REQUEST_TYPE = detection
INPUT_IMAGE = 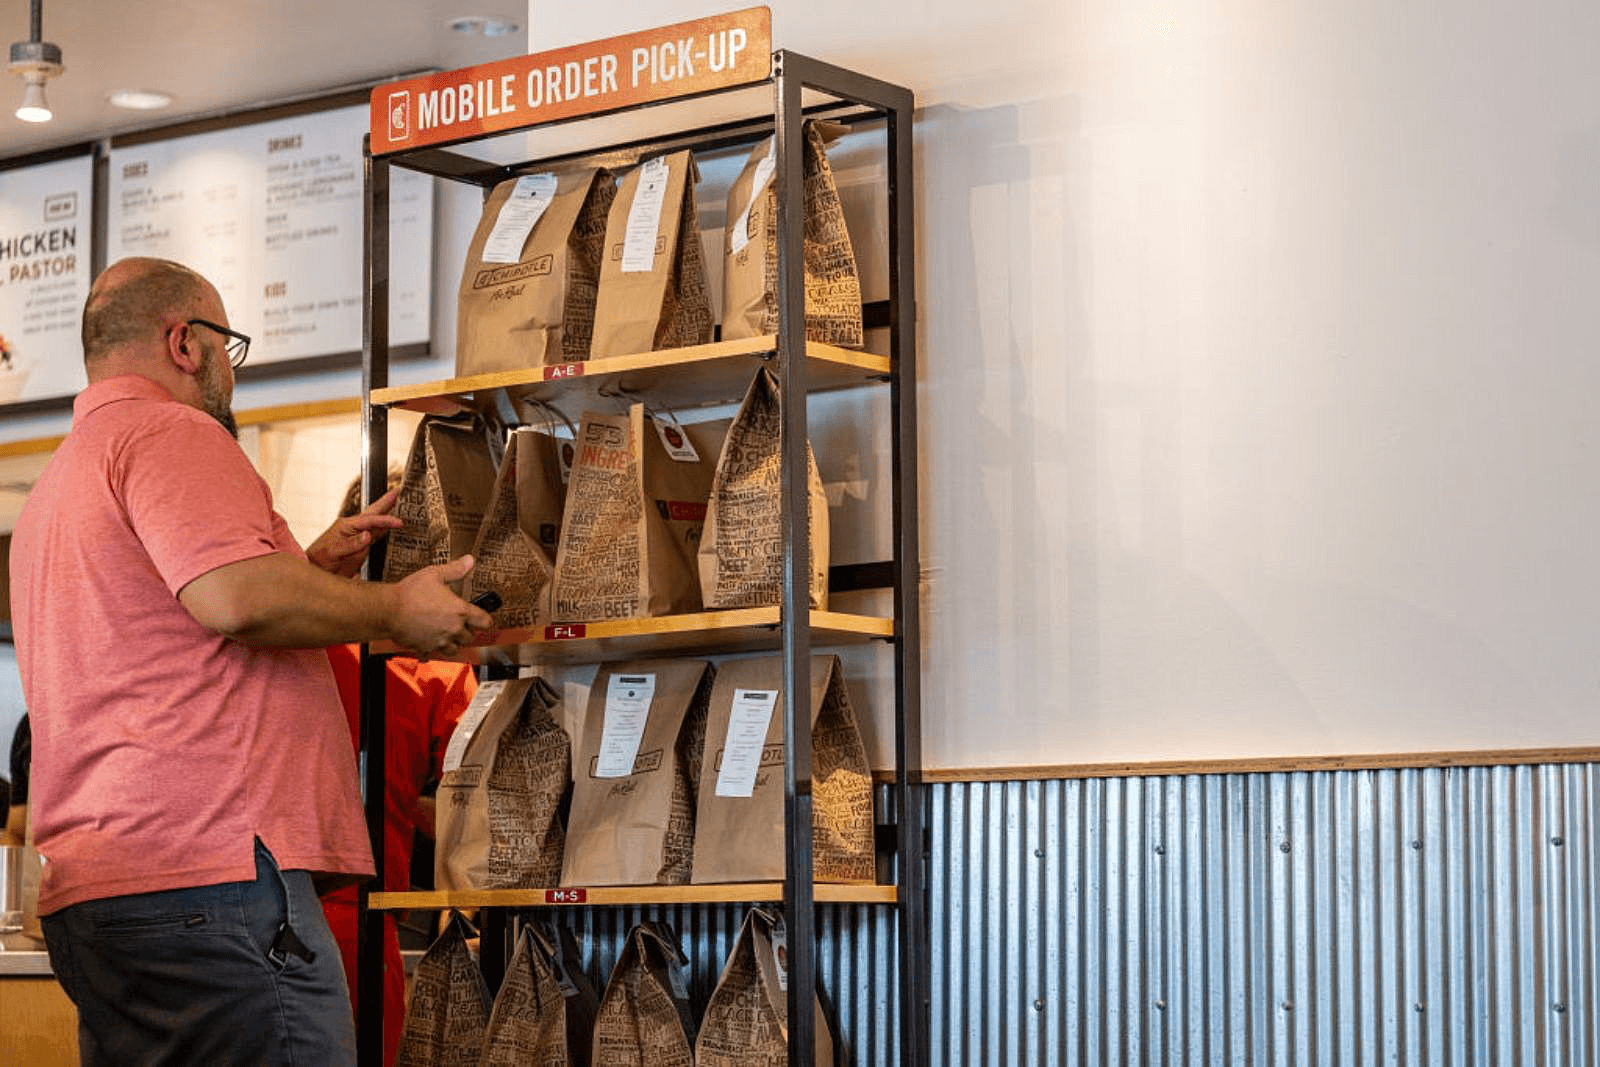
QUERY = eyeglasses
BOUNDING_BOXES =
[185,318,251,369]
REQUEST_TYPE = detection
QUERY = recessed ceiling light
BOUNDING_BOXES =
[447,14,520,37]
[107,88,173,111]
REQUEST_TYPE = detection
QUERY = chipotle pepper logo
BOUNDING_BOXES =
[387,91,410,141]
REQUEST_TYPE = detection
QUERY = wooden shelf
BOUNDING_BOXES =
[369,337,890,415]
[373,608,893,665]
[369,883,898,911]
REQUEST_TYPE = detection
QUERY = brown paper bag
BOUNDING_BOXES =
[481,924,596,1067]
[464,427,567,628]
[561,659,713,886]
[722,120,864,348]
[590,150,713,357]
[384,415,499,584]
[456,166,615,376]
[592,921,695,1067]
[698,368,830,609]
[695,907,835,1066]
[434,677,569,890]
[548,407,725,622]
[394,913,491,1067]
[692,654,873,884]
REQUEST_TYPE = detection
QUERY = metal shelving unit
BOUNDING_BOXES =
[358,44,923,1067]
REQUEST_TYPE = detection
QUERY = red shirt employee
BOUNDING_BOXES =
[322,644,476,1066]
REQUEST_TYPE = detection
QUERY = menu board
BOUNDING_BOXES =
[0,150,94,406]
[109,102,432,369]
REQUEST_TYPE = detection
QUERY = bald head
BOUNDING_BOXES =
[82,258,217,365]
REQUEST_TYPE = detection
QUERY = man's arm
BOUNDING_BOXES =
[177,552,492,658]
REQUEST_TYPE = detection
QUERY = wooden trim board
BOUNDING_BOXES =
[880,746,1600,784]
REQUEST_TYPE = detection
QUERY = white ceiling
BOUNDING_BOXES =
[0,0,529,159]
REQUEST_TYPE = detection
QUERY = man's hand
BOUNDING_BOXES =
[388,555,495,659]
[306,488,403,577]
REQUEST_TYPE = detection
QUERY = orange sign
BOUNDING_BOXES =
[370,7,772,155]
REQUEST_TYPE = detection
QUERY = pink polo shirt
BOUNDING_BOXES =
[9,376,374,914]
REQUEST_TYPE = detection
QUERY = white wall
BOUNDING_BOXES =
[535,1,1600,768]
[7,2,1594,771]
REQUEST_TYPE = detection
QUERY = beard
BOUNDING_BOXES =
[197,347,239,439]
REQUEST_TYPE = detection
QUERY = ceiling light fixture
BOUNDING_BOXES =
[8,0,63,124]
[448,14,521,38]
[108,89,174,111]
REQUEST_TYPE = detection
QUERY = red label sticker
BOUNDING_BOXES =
[655,499,708,522]
[545,888,588,904]
[544,362,584,380]
[544,623,587,640]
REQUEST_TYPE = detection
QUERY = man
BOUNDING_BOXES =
[7,257,492,1066]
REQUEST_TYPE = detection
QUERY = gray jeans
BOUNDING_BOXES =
[42,839,356,1067]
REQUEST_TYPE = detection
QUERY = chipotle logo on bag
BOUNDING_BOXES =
[471,254,556,288]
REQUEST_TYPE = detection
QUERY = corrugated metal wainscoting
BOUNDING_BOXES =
[561,765,1598,1065]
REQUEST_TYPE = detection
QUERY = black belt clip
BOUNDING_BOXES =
[269,921,317,966]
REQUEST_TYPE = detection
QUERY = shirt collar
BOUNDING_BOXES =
[73,375,180,420]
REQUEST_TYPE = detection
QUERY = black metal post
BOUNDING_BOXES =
[884,84,929,1067]
[775,51,928,1067]
[89,143,108,278]
[355,136,391,1067]
[479,908,510,995]
[772,50,818,1067]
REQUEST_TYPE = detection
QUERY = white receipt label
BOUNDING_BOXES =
[442,681,507,772]
[595,673,657,778]
[621,156,670,273]
[729,145,776,256]
[714,688,780,797]
[653,416,700,463]
[481,173,559,264]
